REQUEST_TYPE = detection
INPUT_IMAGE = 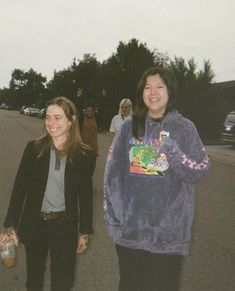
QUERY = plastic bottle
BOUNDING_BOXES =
[1,239,16,268]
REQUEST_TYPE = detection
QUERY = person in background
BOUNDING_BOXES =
[73,86,87,124]
[80,98,98,158]
[96,88,106,132]
[0,96,94,291]
[96,88,113,132]
[104,66,210,291]
[109,98,132,135]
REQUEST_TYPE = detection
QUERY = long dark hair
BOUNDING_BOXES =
[132,66,177,139]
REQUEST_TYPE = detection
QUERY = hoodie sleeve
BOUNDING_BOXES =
[160,120,209,184]
[103,124,128,231]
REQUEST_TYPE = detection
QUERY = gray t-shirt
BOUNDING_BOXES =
[41,146,66,212]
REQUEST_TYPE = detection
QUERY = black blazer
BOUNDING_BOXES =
[4,141,95,243]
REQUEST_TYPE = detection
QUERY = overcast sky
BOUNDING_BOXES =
[1,0,235,88]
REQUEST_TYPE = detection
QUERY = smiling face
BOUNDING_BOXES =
[45,104,71,144]
[143,74,169,118]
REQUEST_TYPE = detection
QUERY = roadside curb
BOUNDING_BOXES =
[206,146,235,167]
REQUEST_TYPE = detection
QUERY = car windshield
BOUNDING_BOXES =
[225,113,235,123]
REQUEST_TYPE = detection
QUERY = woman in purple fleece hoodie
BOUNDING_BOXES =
[104,66,210,291]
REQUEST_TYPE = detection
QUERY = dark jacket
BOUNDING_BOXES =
[4,141,94,244]
[104,111,209,255]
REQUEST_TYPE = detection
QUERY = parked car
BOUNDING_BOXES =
[20,105,26,114]
[221,111,235,146]
[38,108,46,119]
[23,107,41,117]
[0,103,8,109]
[0,103,14,110]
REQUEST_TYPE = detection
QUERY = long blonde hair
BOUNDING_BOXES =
[35,96,83,161]
[118,98,133,115]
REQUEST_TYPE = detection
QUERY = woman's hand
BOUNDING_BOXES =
[159,136,179,156]
[76,234,89,254]
[10,229,19,247]
[0,232,8,249]
[0,228,19,249]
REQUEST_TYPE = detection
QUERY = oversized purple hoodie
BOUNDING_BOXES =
[104,111,209,255]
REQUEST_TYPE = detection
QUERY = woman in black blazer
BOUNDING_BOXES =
[0,97,95,291]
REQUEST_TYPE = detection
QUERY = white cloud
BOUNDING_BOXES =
[0,0,235,87]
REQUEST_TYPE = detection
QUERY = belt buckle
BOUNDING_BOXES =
[41,211,64,221]
[41,212,48,220]
[41,212,54,220]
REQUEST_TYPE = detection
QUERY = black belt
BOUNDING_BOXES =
[40,211,66,221]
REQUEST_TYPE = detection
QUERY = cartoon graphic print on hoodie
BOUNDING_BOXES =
[104,111,209,255]
[129,137,169,175]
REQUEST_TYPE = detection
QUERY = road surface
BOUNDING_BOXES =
[0,110,234,291]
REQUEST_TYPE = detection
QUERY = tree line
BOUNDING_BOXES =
[0,38,217,140]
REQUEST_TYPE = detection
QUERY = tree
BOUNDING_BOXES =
[47,68,74,100]
[1,39,216,140]
[9,68,47,107]
[72,54,100,98]
[48,54,100,100]
[168,57,215,138]
[0,87,12,105]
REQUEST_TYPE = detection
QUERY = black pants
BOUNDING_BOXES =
[24,218,77,291]
[116,244,183,291]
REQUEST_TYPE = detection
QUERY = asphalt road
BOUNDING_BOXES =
[0,110,235,291]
